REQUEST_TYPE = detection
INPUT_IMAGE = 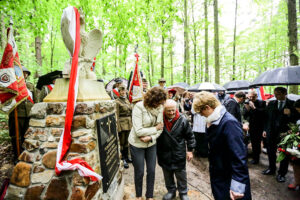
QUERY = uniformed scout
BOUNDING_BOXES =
[115,85,132,168]
[9,66,38,161]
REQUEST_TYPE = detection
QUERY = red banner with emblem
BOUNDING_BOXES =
[128,53,143,103]
[0,22,28,114]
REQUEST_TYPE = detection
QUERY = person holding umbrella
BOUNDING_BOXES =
[262,87,297,183]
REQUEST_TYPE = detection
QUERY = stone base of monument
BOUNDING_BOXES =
[5,101,124,200]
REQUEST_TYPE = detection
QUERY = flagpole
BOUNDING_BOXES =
[14,108,20,157]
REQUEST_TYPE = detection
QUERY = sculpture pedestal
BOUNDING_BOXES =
[43,78,111,102]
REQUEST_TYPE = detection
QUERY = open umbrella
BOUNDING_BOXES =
[172,82,190,89]
[223,80,250,91]
[268,94,300,101]
[36,70,62,90]
[188,82,225,92]
[105,77,128,91]
[250,66,300,87]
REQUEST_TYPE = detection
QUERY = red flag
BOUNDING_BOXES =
[55,6,101,182]
[0,22,28,114]
[128,53,143,103]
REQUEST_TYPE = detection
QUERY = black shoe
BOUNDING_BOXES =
[179,194,189,200]
[123,160,129,169]
[249,160,259,165]
[276,175,286,183]
[162,192,176,200]
[126,157,133,163]
[262,168,275,175]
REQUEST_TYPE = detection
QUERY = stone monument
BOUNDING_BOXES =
[5,7,124,200]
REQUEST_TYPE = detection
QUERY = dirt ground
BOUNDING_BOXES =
[1,142,300,200]
[123,152,300,200]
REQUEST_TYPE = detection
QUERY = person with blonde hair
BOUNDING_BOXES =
[193,91,251,200]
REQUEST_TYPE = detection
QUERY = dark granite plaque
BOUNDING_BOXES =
[96,113,120,193]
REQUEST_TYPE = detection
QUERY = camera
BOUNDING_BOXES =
[244,99,250,104]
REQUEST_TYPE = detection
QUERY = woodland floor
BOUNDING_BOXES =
[123,148,300,200]
[1,142,300,200]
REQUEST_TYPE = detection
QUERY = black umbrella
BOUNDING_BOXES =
[172,82,190,89]
[223,80,250,91]
[250,66,300,87]
[105,77,128,91]
[188,82,225,92]
[36,70,62,90]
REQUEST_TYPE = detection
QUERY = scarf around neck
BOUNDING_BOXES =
[163,109,180,132]
[206,105,223,124]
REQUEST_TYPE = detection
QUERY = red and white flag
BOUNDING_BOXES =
[128,53,143,103]
[55,6,101,182]
[0,21,28,114]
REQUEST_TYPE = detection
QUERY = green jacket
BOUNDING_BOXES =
[16,82,38,117]
[128,101,163,148]
[116,97,132,132]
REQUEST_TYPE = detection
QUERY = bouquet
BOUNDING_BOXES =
[277,123,300,162]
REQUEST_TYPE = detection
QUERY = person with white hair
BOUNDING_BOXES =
[157,99,196,200]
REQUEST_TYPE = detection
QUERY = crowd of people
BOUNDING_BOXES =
[8,70,300,200]
[112,77,300,200]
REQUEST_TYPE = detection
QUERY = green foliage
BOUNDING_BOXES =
[277,123,300,162]
[0,0,297,87]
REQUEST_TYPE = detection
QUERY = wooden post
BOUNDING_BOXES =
[14,108,20,157]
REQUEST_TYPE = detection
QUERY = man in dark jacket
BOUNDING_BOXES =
[157,99,196,200]
[262,87,296,183]
[193,91,251,200]
[224,91,246,123]
[243,90,266,164]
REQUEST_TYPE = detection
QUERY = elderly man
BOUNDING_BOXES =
[158,78,166,89]
[157,99,196,200]
[243,89,266,164]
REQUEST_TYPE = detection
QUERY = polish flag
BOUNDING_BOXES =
[128,53,143,103]
[55,6,101,181]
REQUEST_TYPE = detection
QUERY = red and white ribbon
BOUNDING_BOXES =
[55,6,101,181]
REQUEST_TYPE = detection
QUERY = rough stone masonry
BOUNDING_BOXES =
[5,101,124,200]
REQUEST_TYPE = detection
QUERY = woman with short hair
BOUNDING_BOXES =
[193,91,251,200]
[128,87,167,200]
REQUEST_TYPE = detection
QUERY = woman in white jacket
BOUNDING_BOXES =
[128,87,167,200]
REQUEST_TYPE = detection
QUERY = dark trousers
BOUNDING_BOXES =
[8,115,29,160]
[118,131,130,160]
[267,135,289,176]
[194,132,208,157]
[249,129,262,162]
[130,144,157,198]
[162,168,188,195]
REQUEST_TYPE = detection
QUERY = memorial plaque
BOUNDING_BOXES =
[96,113,120,193]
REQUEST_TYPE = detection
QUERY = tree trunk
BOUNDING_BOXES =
[147,32,153,86]
[169,31,174,85]
[232,0,238,80]
[1,15,5,49]
[184,0,190,84]
[35,36,42,66]
[115,45,118,77]
[287,0,298,94]
[161,32,165,78]
[191,0,197,84]
[213,0,220,84]
[50,20,56,72]
[204,0,209,82]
